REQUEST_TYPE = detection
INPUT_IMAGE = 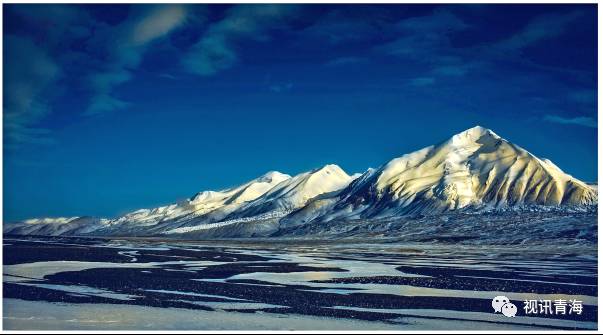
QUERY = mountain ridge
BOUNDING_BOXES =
[293,126,596,224]
[5,126,597,238]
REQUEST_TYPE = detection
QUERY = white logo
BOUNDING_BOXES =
[492,295,510,313]
[501,302,518,317]
[492,296,516,317]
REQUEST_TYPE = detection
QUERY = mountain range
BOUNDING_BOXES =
[5,126,597,239]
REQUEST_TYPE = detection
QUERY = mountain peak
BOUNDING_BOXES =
[190,190,223,203]
[227,164,354,217]
[447,125,501,148]
[312,164,347,176]
[455,125,498,138]
[256,171,291,183]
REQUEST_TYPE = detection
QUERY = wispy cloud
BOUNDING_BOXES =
[10,5,90,48]
[300,7,387,44]
[4,35,60,148]
[85,5,190,115]
[4,4,193,146]
[544,115,597,128]
[495,10,584,52]
[377,9,469,57]
[372,7,589,94]
[324,56,367,67]
[269,82,293,93]
[409,77,436,87]
[130,5,188,46]
[183,4,299,76]
[4,5,95,148]
[3,4,596,150]
[372,9,477,85]
[396,8,469,33]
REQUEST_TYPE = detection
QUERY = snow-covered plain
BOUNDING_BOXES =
[3,237,597,330]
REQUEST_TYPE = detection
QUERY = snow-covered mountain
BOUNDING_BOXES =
[4,126,597,238]
[285,126,597,225]
[4,171,291,236]
[4,165,356,237]
[225,164,353,218]
[108,170,291,228]
[156,164,355,237]
[3,216,109,236]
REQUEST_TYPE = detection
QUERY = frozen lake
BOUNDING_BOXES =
[3,236,597,330]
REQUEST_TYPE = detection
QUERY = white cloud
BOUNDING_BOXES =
[495,11,584,52]
[130,5,188,46]
[184,4,299,76]
[85,5,190,115]
[544,115,597,128]
[4,35,61,147]
[184,35,237,76]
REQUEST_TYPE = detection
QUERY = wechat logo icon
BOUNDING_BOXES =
[492,296,517,317]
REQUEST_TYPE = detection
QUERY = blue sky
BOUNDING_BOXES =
[4,4,597,221]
